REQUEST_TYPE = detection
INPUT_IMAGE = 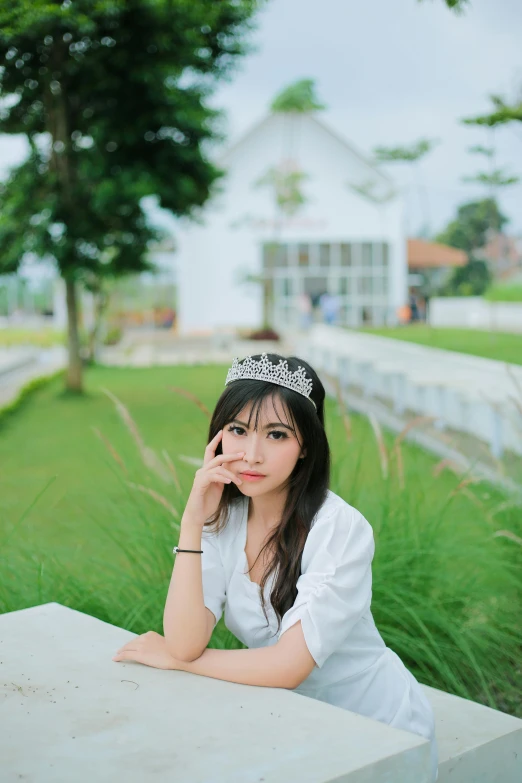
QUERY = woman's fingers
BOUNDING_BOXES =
[203,429,223,465]
[206,451,244,469]
[213,466,242,484]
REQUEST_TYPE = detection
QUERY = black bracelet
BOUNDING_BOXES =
[173,546,203,554]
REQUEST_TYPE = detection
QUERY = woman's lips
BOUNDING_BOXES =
[240,472,266,482]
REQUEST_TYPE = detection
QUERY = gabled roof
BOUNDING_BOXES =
[218,111,393,190]
[408,239,467,269]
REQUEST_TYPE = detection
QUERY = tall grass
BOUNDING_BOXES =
[1,366,521,716]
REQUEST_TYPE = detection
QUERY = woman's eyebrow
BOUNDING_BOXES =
[231,419,294,431]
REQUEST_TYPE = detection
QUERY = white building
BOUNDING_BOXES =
[175,111,407,334]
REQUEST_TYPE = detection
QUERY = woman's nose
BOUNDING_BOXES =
[243,435,264,464]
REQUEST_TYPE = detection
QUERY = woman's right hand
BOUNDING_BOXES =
[182,429,244,526]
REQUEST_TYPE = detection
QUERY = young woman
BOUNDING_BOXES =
[112,352,439,781]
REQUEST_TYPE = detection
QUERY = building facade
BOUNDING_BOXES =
[175,111,407,334]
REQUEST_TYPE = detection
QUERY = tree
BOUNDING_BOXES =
[418,0,471,11]
[436,199,508,253]
[0,0,260,391]
[373,138,439,235]
[435,199,508,296]
[463,93,522,128]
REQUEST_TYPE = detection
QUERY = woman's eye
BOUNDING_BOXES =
[268,430,287,440]
[227,425,244,436]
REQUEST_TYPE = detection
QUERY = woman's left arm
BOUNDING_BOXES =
[113,622,315,690]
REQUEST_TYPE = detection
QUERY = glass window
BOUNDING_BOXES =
[382,243,389,267]
[339,276,351,295]
[338,305,351,325]
[281,278,291,297]
[373,275,385,295]
[362,243,372,267]
[263,243,287,268]
[340,243,352,266]
[358,276,373,295]
[319,243,330,267]
[298,244,309,267]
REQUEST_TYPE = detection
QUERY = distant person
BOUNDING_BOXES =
[297,292,313,330]
[397,303,411,325]
[409,293,419,322]
[319,292,339,325]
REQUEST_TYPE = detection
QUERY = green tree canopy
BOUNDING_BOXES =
[270,79,326,113]
[436,199,508,254]
[0,0,260,389]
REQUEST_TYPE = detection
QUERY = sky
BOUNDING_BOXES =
[0,0,521,239]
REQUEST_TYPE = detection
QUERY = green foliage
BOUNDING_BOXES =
[437,258,492,296]
[418,0,471,12]
[462,169,519,188]
[255,164,309,216]
[436,199,508,254]
[485,284,522,303]
[0,364,520,715]
[373,138,438,164]
[463,94,522,128]
[0,0,260,285]
[270,79,326,113]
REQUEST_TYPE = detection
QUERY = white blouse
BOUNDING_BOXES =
[201,490,438,782]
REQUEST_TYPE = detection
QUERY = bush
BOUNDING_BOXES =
[485,284,522,303]
[247,327,280,341]
[103,325,123,345]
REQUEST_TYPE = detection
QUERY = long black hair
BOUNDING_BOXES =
[205,353,330,635]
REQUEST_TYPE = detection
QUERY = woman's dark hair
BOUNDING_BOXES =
[206,353,330,636]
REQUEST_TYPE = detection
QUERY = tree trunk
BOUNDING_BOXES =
[87,289,109,363]
[65,277,83,392]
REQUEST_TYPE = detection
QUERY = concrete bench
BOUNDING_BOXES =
[1,603,521,782]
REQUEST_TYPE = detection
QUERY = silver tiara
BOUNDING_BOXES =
[225,353,316,408]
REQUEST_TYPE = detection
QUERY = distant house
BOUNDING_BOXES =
[475,233,522,281]
[174,111,407,334]
[407,239,467,295]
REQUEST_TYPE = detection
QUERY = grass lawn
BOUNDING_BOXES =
[0,327,66,347]
[1,364,521,715]
[359,325,522,365]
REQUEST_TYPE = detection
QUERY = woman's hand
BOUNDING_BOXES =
[182,429,244,526]
[112,631,184,670]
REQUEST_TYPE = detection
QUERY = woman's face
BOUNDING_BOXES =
[221,395,305,498]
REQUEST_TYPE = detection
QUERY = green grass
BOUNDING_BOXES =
[1,364,521,717]
[359,325,522,365]
[0,327,66,347]
[485,284,522,303]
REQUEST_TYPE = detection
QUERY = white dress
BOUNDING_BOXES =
[201,489,439,782]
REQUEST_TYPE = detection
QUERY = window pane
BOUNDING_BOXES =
[362,243,372,267]
[358,276,373,295]
[373,276,385,295]
[298,244,309,267]
[339,276,351,295]
[319,243,330,267]
[340,243,352,266]
[382,243,389,267]
[263,243,288,268]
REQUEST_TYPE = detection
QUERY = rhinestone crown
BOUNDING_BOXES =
[225,353,316,408]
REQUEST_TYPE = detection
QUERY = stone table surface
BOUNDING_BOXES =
[0,603,432,783]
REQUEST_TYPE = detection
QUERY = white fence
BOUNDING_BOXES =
[296,325,522,460]
[429,297,522,333]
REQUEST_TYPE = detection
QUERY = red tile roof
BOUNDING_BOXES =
[408,239,467,269]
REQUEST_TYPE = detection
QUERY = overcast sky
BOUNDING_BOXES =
[207,0,522,236]
[1,0,520,237]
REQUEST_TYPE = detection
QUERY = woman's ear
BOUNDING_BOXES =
[300,448,307,459]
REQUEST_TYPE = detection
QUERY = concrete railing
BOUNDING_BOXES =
[295,325,522,460]
[1,603,521,782]
[429,297,522,334]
